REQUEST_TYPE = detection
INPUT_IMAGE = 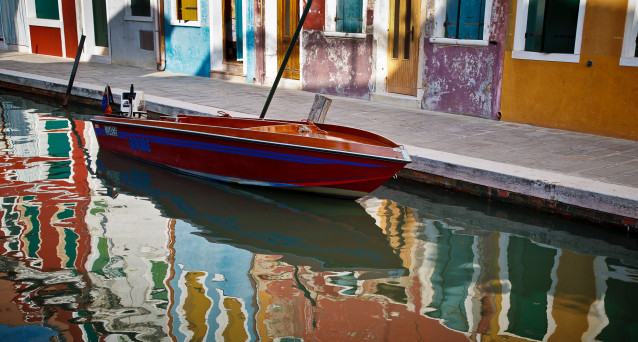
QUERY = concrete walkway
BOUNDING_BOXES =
[0,50,636,230]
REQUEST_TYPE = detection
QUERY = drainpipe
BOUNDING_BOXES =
[154,0,166,71]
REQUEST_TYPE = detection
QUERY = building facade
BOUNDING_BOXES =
[1,0,636,139]
[500,0,638,140]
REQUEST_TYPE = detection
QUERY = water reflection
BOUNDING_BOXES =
[1,92,637,341]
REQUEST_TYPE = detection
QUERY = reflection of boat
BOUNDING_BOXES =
[91,115,410,198]
[96,149,405,272]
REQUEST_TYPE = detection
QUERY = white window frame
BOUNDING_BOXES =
[324,0,367,39]
[429,0,493,47]
[512,0,586,63]
[620,0,638,66]
[125,0,154,22]
[26,0,62,28]
[170,0,202,27]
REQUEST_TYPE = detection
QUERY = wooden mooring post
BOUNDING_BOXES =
[307,94,332,123]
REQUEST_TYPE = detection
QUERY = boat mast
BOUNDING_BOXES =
[260,0,314,119]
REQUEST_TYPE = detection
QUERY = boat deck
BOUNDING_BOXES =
[160,115,398,148]
[93,114,410,162]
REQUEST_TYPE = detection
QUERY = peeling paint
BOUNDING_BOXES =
[420,0,508,118]
[301,31,374,100]
[164,1,211,77]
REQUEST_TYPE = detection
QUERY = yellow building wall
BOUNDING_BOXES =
[501,0,638,140]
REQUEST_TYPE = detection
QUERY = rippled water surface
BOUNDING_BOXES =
[1,92,637,341]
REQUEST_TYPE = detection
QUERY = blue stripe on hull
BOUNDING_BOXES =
[94,128,389,168]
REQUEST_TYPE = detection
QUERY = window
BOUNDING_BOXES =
[34,0,59,20]
[336,0,363,33]
[325,0,366,38]
[444,0,486,40]
[430,0,492,46]
[524,0,579,53]
[27,0,61,28]
[512,0,586,62]
[171,0,201,26]
[126,0,152,21]
[131,0,151,17]
[620,0,638,66]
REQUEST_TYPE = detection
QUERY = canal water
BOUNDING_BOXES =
[0,91,637,341]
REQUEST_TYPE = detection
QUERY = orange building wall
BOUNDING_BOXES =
[30,26,63,57]
[500,0,638,140]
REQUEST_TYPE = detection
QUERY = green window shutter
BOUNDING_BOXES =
[131,0,151,17]
[524,0,544,51]
[92,0,109,47]
[525,0,579,53]
[47,132,70,157]
[336,0,363,33]
[178,0,198,21]
[34,0,60,20]
[542,0,579,53]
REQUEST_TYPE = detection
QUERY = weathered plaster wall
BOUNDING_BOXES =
[301,0,375,99]
[108,0,157,69]
[501,0,638,140]
[302,32,374,99]
[421,0,508,118]
[164,0,210,76]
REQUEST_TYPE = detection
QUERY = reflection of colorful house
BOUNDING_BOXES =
[0,97,95,340]
[363,196,638,341]
[168,219,256,341]
[0,100,92,274]
[82,195,173,339]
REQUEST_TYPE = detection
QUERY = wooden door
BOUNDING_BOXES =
[277,0,299,80]
[387,0,420,96]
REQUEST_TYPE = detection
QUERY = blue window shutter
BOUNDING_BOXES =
[445,0,459,38]
[337,0,363,33]
[344,0,363,33]
[458,0,485,39]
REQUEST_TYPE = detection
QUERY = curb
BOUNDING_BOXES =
[1,69,636,231]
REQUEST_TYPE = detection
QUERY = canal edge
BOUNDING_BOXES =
[0,68,636,232]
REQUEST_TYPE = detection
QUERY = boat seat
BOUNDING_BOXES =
[248,124,321,135]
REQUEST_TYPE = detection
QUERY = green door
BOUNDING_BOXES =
[92,0,108,47]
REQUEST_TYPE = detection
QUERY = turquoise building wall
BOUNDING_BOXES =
[164,0,211,77]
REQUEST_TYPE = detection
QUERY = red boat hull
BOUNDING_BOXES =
[91,116,410,198]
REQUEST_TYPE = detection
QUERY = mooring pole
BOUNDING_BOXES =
[62,35,86,107]
[260,0,313,119]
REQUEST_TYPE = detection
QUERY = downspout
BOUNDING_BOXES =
[154,0,166,70]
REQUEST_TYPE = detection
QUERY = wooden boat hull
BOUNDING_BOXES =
[91,115,410,198]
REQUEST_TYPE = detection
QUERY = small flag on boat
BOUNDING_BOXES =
[101,85,113,114]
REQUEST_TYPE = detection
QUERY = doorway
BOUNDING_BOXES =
[277,0,299,80]
[223,0,244,75]
[387,0,420,96]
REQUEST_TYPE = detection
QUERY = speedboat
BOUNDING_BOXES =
[91,114,411,198]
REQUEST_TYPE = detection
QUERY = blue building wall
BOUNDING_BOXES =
[170,220,256,340]
[244,0,255,83]
[164,0,211,77]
